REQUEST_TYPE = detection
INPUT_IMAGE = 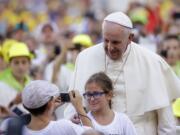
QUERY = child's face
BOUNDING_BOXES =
[167,50,179,66]
[84,82,112,112]
[10,56,30,80]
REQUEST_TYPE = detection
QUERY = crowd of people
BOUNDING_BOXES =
[0,0,180,135]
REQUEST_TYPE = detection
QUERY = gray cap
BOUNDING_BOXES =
[22,80,59,109]
[104,12,133,29]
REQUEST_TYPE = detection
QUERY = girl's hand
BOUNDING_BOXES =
[69,90,84,112]
[70,91,92,127]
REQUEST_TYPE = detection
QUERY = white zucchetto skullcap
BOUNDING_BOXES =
[104,12,133,29]
[22,80,59,109]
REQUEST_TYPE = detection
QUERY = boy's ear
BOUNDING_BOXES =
[47,98,54,109]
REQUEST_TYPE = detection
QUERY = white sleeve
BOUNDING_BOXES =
[43,62,53,81]
[122,114,137,135]
[64,104,76,119]
[0,82,17,107]
[62,119,91,135]
[71,123,92,135]
[157,106,176,135]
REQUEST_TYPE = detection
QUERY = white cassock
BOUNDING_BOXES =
[65,42,180,135]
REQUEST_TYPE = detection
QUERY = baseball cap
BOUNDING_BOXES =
[1,39,18,62]
[72,34,93,48]
[104,12,133,29]
[173,98,180,117]
[22,80,59,109]
[8,42,32,62]
[0,46,2,56]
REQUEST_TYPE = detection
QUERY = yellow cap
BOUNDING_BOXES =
[72,34,93,48]
[129,8,148,25]
[2,39,18,62]
[173,98,180,117]
[8,42,32,61]
[0,46,2,56]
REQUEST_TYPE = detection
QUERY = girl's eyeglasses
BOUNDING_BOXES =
[83,91,106,100]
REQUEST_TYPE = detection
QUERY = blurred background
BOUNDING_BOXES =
[0,0,179,133]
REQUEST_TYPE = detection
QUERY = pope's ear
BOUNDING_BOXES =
[127,33,134,44]
[129,33,134,41]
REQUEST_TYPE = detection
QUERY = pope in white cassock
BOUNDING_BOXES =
[64,12,180,135]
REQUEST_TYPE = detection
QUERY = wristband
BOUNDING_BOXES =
[78,113,91,121]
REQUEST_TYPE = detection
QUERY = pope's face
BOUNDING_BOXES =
[103,21,131,61]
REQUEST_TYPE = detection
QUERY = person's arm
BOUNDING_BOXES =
[69,91,92,127]
[51,40,69,84]
[157,106,176,135]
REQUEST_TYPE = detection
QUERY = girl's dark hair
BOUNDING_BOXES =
[85,72,113,108]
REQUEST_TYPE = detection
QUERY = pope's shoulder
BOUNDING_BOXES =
[79,42,163,59]
[77,42,167,65]
[131,42,170,69]
[132,42,165,61]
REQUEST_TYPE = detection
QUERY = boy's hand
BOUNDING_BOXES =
[54,97,64,109]
[70,113,81,124]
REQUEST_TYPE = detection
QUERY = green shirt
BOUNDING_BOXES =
[65,62,75,71]
[172,61,180,78]
[0,68,31,92]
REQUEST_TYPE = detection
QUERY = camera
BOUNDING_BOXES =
[60,93,70,102]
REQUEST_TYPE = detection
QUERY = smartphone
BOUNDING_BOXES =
[60,93,70,102]
[11,106,23,116]
[54,45,61,55]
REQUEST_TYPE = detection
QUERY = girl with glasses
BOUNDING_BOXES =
[81,72,137,135]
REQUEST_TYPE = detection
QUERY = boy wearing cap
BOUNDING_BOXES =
[22,80,92,135]
[0,42,31,107]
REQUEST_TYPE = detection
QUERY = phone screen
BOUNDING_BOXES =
[60,93,70,102]
[11,107,23,116]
